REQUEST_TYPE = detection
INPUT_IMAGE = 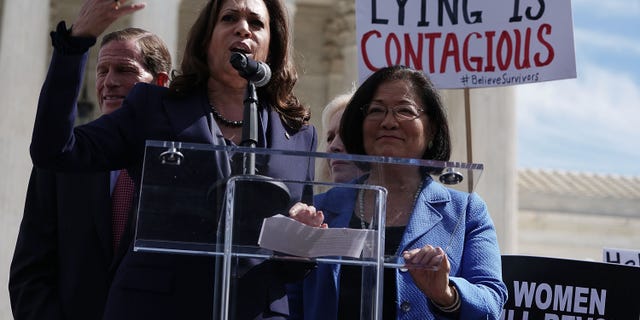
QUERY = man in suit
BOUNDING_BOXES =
[8,1,171,319]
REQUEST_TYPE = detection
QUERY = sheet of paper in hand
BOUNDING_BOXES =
[258,214,376,258]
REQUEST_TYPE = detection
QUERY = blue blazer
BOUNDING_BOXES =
[290,176,507,320]
[30,49,318,320]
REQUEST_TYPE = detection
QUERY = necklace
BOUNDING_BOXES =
[358,179,424,229]
[210,104,243,128]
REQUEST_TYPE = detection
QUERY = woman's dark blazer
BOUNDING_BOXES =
[31,58,317,319]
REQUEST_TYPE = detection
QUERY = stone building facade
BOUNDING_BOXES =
[2,1,634,318]
[518,169,640,261]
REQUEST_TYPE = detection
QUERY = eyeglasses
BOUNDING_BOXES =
[361,103,424,122]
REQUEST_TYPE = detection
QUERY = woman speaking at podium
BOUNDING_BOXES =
[30,0,316,319]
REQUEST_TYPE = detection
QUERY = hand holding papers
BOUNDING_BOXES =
[258,214,376,258]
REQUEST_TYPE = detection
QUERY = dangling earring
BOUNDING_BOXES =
[428,140,433,150]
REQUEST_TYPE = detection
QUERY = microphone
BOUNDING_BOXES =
[229,52,271,87]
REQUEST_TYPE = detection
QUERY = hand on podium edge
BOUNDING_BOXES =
[403,246,457,307]
[288,202,328,229]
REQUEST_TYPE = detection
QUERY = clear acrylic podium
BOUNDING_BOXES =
[134,140,483,320]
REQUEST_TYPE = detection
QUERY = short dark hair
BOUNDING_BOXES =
[340,65,451,162]
[100,27,172,77]
[169,0,309,130]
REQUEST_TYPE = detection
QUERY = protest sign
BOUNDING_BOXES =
[356,0,577,89]
[603,247,640,267]
[501,255,640,319]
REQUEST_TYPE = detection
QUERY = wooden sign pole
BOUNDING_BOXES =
[464,88,475,191]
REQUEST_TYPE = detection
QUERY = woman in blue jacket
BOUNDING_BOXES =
[289,65,507,319]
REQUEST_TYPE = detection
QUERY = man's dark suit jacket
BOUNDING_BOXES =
[10,29,125,320]
[9,168,120,320]
[30,48,317,319]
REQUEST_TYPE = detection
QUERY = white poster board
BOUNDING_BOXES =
[603,247,640,267]
[356,0,577,89]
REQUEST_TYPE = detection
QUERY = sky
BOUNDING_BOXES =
[516,0,640,176]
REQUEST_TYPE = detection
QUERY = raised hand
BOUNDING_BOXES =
[71,0,146,38]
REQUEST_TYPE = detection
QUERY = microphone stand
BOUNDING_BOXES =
[236,81,293,237]
[240,82,258,174]
[236,79,293,237]
[217,79,291,319]
[236,79,290,214]
[215,55,290,320]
